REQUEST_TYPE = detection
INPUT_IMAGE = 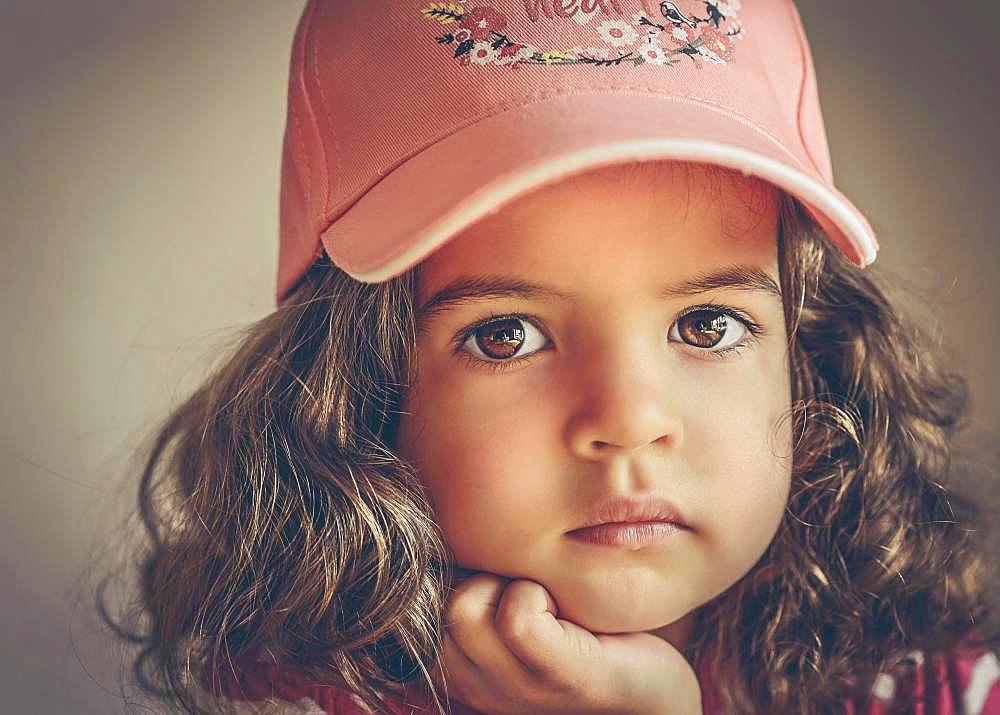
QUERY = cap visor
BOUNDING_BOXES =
[321,92,878,282]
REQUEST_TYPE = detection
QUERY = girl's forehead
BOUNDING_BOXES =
[415,162,780,301]
[460,161,775,243]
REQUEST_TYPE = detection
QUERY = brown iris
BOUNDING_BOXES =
[678,310,730,348]
[474,318,526,360]
[472,310,733,360]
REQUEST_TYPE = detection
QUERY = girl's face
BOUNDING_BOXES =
[396,162,792,649]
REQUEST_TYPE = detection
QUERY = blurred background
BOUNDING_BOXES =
[1,2,997,712]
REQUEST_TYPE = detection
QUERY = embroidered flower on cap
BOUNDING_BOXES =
[420,1,745,70]
[597,18,640,48]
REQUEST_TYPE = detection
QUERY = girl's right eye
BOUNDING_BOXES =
[454,314,549,374]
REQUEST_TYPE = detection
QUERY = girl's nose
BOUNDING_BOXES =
[564,343,684,460]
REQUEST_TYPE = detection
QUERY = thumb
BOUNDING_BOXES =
[540,581,559,617]
[514,577,560,617]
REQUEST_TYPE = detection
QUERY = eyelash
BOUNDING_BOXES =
[451,301,765,375]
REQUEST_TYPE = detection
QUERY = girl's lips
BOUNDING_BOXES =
[566,521,690,548]
[569,493,693,532]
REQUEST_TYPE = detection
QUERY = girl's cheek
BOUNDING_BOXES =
[684,361,791,484]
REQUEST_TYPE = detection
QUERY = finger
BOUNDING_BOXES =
[430,629,499,712]
[428,631,478,694]
[444,574,535,687]
[493,579,584,684]
[443,572,507,624]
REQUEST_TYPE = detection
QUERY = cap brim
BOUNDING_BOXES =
[321,92,878,283]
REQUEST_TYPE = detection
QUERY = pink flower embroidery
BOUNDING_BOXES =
[420,2,743,70]
[668,26,691,45]
[639,43,670,65]
[698,26,735,63]
[500,43,526,59]
[459,6,507,42]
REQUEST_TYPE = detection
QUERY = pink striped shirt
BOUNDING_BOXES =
[202,639,1000,714]
[695,639,1000,715]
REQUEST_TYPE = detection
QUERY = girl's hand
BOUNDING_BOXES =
[429,570,703,715]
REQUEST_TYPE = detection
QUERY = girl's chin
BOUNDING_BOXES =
[540,573,696,634]
[552,596,691,636]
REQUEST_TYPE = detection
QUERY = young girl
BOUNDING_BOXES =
[100,1,1000,713]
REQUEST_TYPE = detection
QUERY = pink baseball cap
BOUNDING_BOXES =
[276,0,879,303]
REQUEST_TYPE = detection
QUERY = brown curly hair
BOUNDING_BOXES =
[688,185,1000,713]
[98,165,1000,715]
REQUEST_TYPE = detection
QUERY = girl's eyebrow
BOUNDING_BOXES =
[416,264,782,328]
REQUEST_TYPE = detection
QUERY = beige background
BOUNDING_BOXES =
[1,2,997,713]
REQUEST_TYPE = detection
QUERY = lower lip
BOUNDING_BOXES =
[567,521,689,548]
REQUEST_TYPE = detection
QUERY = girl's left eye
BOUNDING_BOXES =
[453,305,764,374]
